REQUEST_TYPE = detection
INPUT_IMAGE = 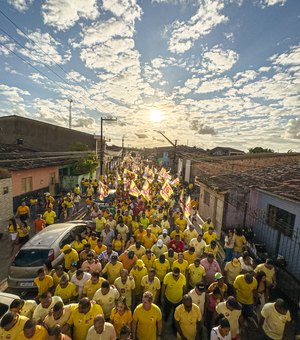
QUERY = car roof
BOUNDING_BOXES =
[0,292,20,303]
[22,222,87,248]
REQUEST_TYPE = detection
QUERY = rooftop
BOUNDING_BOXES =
[196,162,300,202]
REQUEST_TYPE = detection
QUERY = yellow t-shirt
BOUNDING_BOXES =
[17,205,29,215]
[172,259,189,275]
[153,259,170,281]
[234,235,246,252]
[175,218,187,231]
[183,250,197,265]
[131,221,140,233]
[18,325,48,340]
[64,249,79,270]
[95,217,107,233]
[43,210,56,225]
[34,275,54,295]
[202,222,215,233]
[54,282,78,302]
[184,229,198,245]
[204,245,219,258]
[188,264,206,287]
[102,261,124,284]
[114,276,135,307]
[141,275,161,300]
[141,254,156,271]
[233,275,257,304]
[174,303,201,340]
[83,278,106,300]
[254,264,275,285]
[203,231,218,245]
[110,308,133,338]
[68,303,104,340]
[163,252,178,267]
[44,304,75,328]
[142,234,157,249]
[87,237,98,250]
[71,240,87,252]
[133,303,162,340]
[163,272,186,304]
[130,267,148,294]
[94,244,107,254]
[0,315,28,339]
[170,230,184,240]
[128,245,146,259]
[224,261,242,285]
[149,225,161,238]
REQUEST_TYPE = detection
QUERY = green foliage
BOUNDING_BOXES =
[70,153,98,176]
[71,142,90,151]
[248,147,274,154]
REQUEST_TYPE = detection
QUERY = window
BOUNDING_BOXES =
[267,204,295,237]
[3,186,9,194]
[21,177,32,193]
[204,190,210,206]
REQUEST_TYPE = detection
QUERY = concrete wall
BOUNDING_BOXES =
[10,167,59,196]
[0,116,96,151]
[0,177,13,224]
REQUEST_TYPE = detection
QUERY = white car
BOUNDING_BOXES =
[0,292,19,318]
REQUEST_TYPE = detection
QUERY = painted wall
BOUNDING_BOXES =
[0,177,13,224]
[10,167,59,197]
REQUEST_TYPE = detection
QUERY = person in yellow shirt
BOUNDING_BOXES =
[207,272,228,300]
[149,220,161,238]
[94,238,107,255]
[170,225,184,240]
[43,301,74,332]
[203,227,218,245]
[172,253,189,276]
[128,242,146,259]
[54,275,78,304]
[0,312,28,339]
[66,298,104,340]
[16,201,30,222]
[202,217,215,233]
[153,255,170,282]
[141,249,156,271]
[254,259,276,287]
[34,268,54,295]
[175,214,188,232]
[9,299,37,319]
[87,232,98,250]
[114,269,135,309]
[141,268,161,303]
[134,225,147,243]
[233,229,247,257]
[183,247,197,265]
[95,215,107,234]
[130,260,148,302]
[174,295,201,340]
[183,224,198,245]
[18,319,48,340]
[187,258,206,288]
[43,207,56,226]
[142,228,157,249]
[161,215,171,231]
[83,272,106,300]
[61,245,79,270]
[71,234,87,253]
[102,255,124,284]
[204,240,219,259]
[172,210,181,223]
[132,291,162,340]
[131,216,140,233]
[164,248,178,267]
[110,297,133,339]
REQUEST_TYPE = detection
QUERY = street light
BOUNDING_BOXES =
[100,117,117,176]
[154,130,177,173]
[68,98,73,129]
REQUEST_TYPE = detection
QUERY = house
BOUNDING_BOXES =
[209,146,245,156]
[0,168,13,225]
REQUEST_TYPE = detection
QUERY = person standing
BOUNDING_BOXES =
[16,201,30,222]
[132,291,162,340]
[174,294,202,340]
[200,252,221,286]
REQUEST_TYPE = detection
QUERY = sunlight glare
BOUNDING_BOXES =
[149,109,163,122]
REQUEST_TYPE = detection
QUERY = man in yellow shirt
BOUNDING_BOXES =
[175,213,187,232]
[142,228,157,249]
[67,298,104,340]
[43,301,74,331]
[202,217,215,233]
[174,295,201,340]
[172,252,189,276]
[149,220,161,238]
[153,254,170,282]
[183,224,198,245]
[83,272,106,300]
[54,274,78,303]
[0,312,28,339]
[43,206,56,226]
[203,227,218,245]
[102,255,124,284]
[183,247,197,265]
[130,260,148,302]
[233,273,257,319]
[170,225,184,240]
[254,258,276,287]
[132,291,162,340]
[141,249,156,270]
[141,268,161,303]
[187,258,206,288]
[18,319,48,340]
[61,244,79,270]
[114,269,135,309]
[204,240,219,259]
[161,267,186,327]
[34,268,54,295]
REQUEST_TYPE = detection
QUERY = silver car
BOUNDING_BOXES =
[7,221,89,290]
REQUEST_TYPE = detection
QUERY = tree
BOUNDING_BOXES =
[70,153,98,176]
[248,147,274,154]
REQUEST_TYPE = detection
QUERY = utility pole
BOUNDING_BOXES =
[100,117,117,177]
[68,98,73,129]
[154,130,177,174]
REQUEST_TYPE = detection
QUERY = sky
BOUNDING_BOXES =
[0,0,299,152]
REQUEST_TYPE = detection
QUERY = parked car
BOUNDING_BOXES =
[7,221,89,290]
[0,292,19,318]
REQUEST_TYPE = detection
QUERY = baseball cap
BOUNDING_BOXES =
[111,255,118,261]
[227,296,242,310]
[215,272,223,280]
[162,229,168,234]
[136,259,144,268]
[60,244,71,252]
[196,283,205,291]
[157,239,163,247]
[232,258,240,266]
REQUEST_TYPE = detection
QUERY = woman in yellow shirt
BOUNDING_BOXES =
[7,218,19,252]
[16,201,30,222]
[17,222,30,248]
[112,233,125,255]
[71,234,87,253]
[110,297,133,338]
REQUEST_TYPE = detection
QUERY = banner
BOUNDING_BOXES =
[171,177,180,187]
[184,195,192,219]
[160,180,174,202]
[98,181,109,201]
[179,189,185,211]
[129,180,141,197]
[141,180,151,201]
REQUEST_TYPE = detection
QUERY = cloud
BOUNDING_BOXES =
[202,46,239,73]
[135,133,148,138]
[102,0,142,23]
[283,118,300,139]
[270,44,300,66]
[7,0,34,12]
[0,84,30,102]
[42,0,99,31]
[198,123,217,135]
[66,71,87,83]
[258,0,286,8]
[73,116,95,128]
[167,0,228,53]
[196,76,233,94]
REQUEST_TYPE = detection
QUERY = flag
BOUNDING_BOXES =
[129,180,141,197]
[160,180,174,202]
[116,171,121,181]
[171,177,180,187]
[179,189,185,211]
[142,166,149,180]
[141,180,151,201]
[98,181,109,201]
[184,195,192,218]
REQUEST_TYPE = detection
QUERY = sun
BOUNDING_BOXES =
[149,108,163,122]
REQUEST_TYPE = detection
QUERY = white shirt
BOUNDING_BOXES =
[32,296,62,322]
[190,238,206,257]
[93,287,120,319]
[188,288,205,317]
[158,234,170,246]
[86,323,116,340]
[210,326,231,340]
[71,272,91,296]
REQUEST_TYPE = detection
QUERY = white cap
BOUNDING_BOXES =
[157,239,163,247]
[162,229,168,234]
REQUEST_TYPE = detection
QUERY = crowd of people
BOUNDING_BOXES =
[2,162,292,340]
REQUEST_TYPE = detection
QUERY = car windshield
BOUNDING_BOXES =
[13,249,50,267]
